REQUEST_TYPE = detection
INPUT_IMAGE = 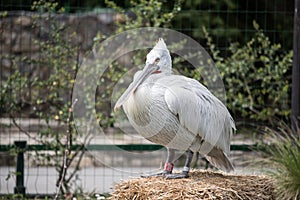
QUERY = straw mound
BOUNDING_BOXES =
[110,170,275,200]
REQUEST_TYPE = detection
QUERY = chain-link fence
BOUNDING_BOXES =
[0,0,295,197]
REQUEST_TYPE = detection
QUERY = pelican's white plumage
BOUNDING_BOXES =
[115,38,235,176]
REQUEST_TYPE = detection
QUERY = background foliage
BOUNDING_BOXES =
[203,22,292,125]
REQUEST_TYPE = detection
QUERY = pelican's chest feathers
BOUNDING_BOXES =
[123,75,170,126]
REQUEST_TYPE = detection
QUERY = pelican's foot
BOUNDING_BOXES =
[142,162,174,178]
[165,171,189,179]
[141,170,171,178]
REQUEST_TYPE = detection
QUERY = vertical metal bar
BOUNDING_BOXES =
[292,0,300,133]
[14,141,26,195]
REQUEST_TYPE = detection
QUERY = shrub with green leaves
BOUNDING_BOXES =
[203,21,292,125]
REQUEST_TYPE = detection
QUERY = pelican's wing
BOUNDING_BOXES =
[162,75,235,154]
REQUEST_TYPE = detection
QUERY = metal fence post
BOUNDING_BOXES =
[14,141,26,195]
[292,0,300,133]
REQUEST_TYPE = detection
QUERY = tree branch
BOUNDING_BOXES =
[54,98,77,200]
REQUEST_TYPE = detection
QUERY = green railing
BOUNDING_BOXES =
[0,143,257,152]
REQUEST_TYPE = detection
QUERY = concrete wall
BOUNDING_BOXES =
[0,11,116,80]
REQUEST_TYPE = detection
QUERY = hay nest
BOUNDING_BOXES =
[110,170,275,200]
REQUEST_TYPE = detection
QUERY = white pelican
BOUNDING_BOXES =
[114,38,235,178]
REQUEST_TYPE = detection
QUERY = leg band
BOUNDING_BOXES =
[182,166,190,172]
[164,162,174,172]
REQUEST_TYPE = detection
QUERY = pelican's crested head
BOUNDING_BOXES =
[114,38,171,111]
[146,38,172,72]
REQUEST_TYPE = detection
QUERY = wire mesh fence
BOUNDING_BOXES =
[0,0,295,197]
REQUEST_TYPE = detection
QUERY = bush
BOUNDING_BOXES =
[203,21,292,126]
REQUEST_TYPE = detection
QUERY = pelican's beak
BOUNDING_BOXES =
[114,63,159,112]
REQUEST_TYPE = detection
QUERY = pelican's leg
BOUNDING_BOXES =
[166,150,194,179]
[193,152,200,168]
[163,147,176,174]
[141,148,175,177]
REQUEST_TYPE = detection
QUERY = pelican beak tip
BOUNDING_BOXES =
[113,105,120,112]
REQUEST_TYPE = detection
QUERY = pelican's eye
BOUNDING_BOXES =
[154,58,160,64]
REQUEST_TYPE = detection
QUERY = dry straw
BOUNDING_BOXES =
[110,170,274,200]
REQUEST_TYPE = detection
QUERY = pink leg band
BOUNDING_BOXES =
[164,162,174,172]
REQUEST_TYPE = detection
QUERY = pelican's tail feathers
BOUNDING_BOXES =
[205,148,234,172]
